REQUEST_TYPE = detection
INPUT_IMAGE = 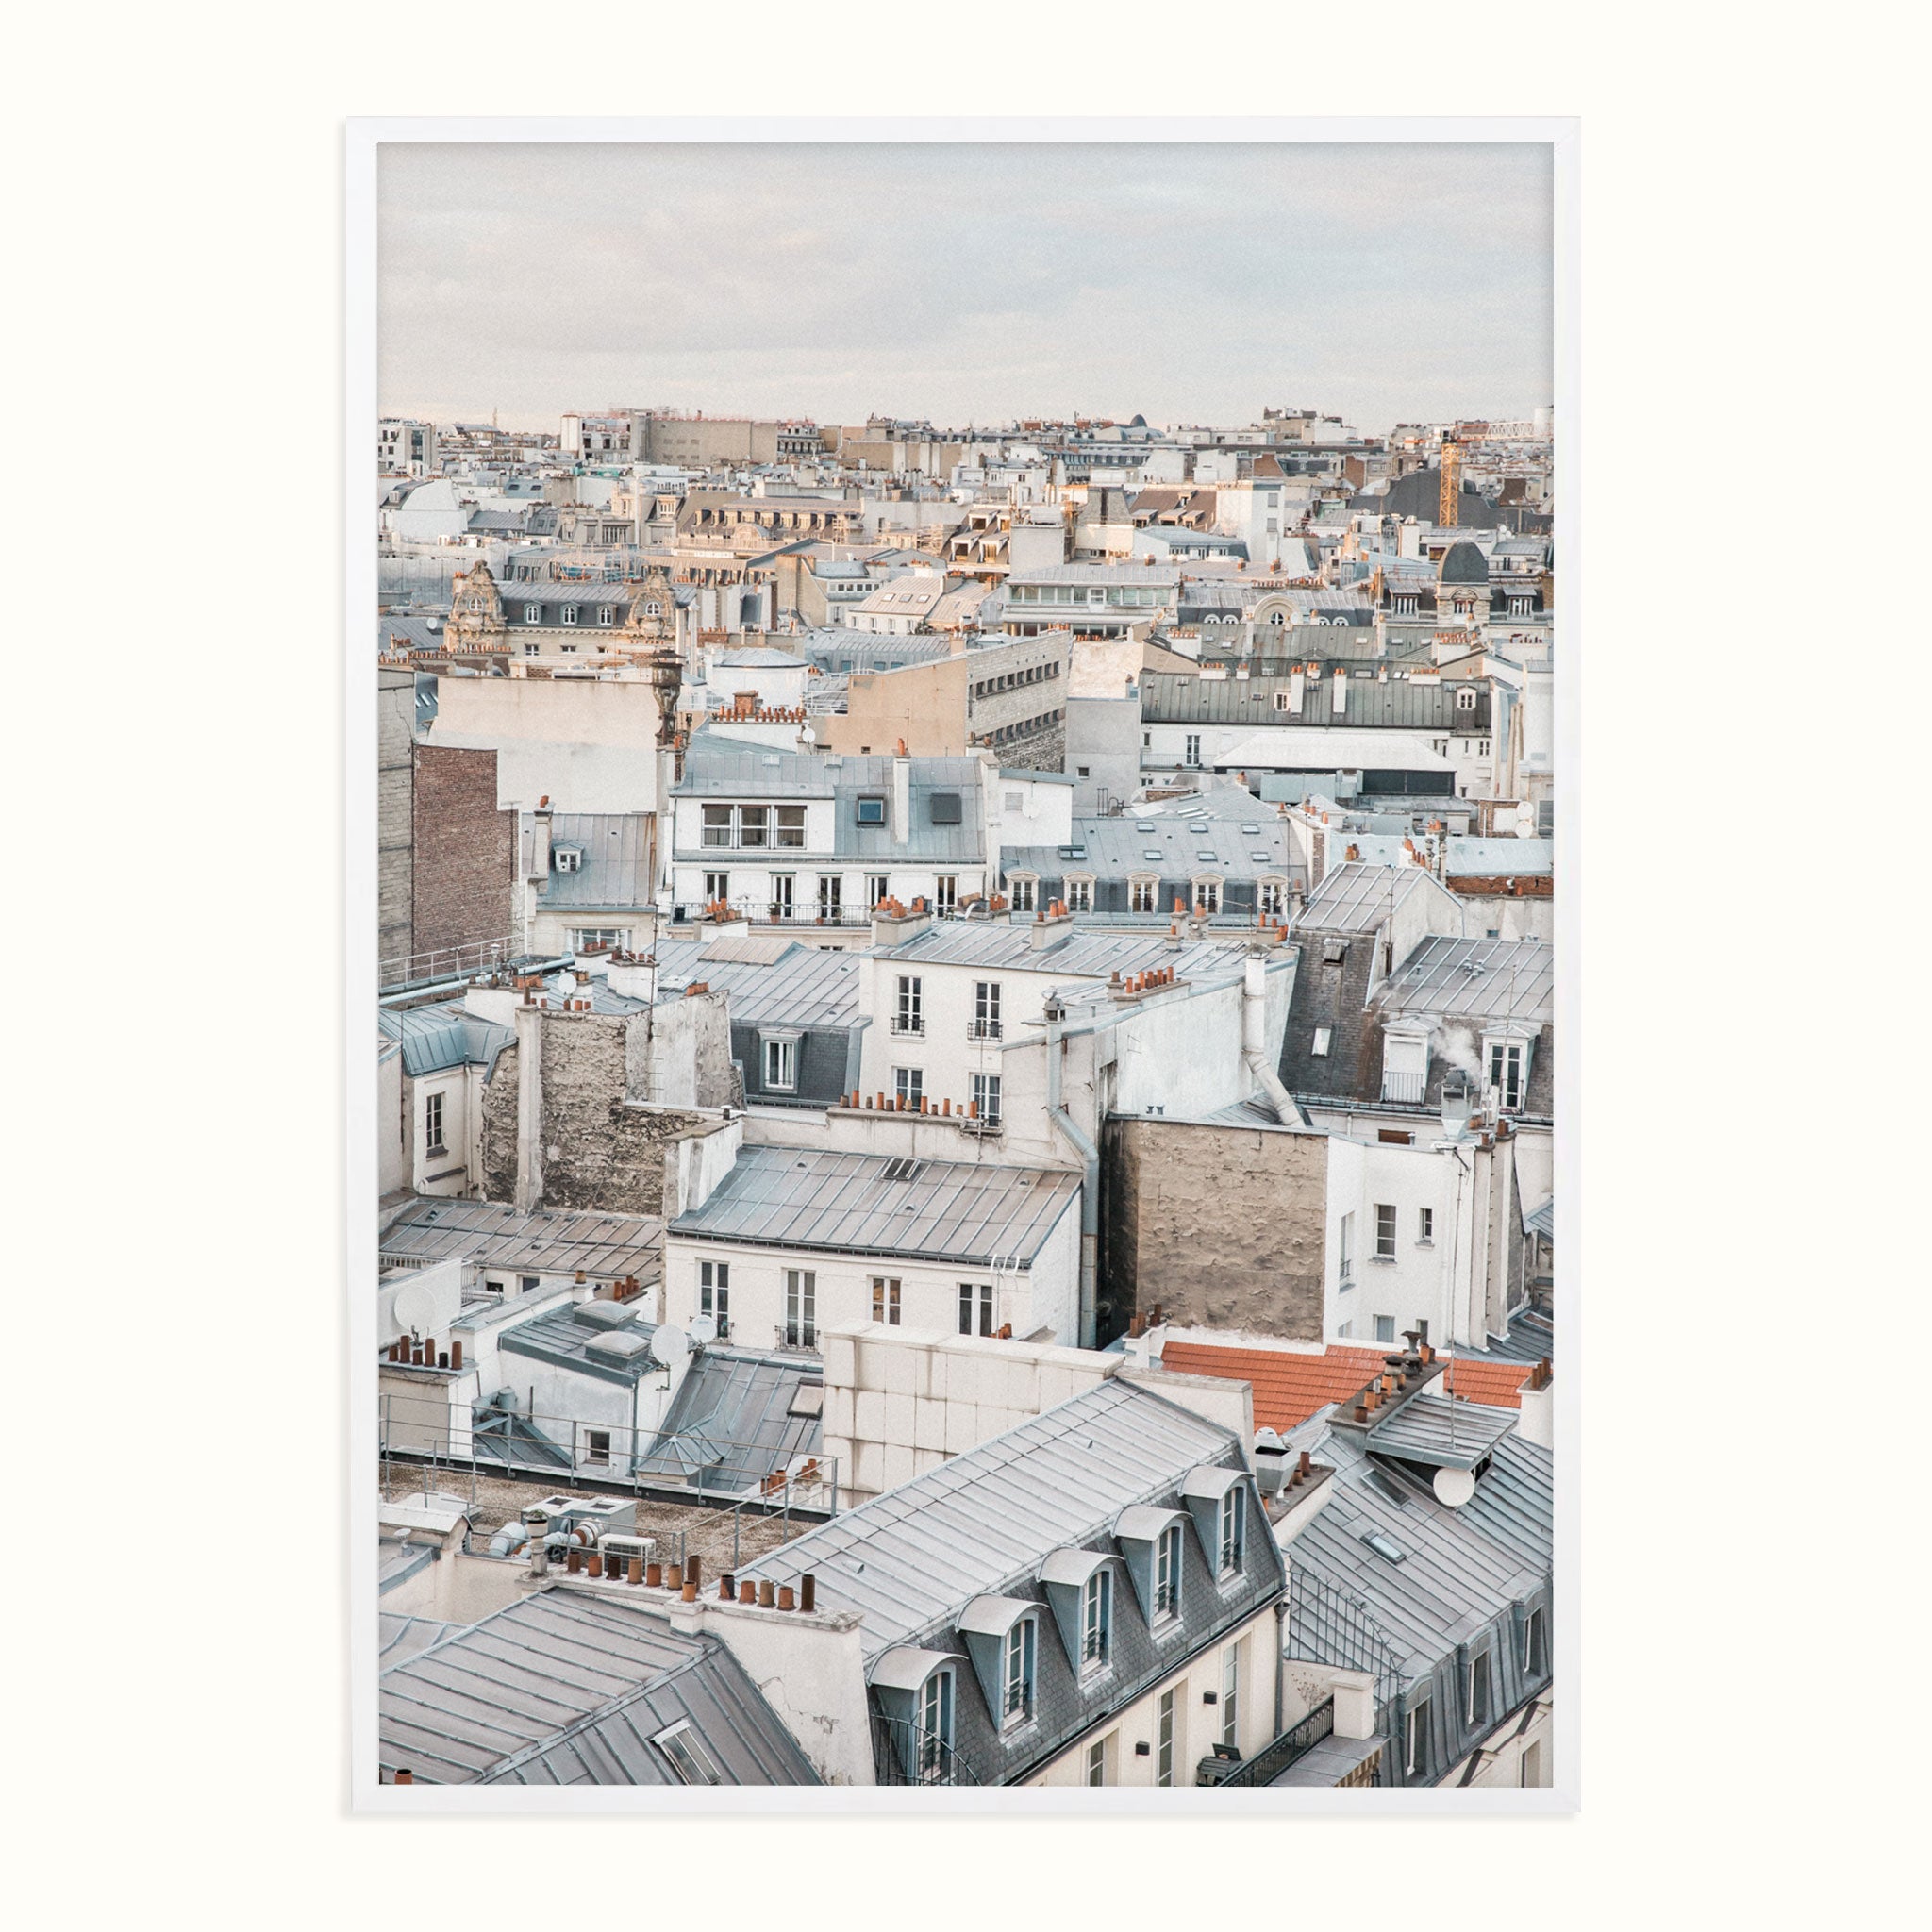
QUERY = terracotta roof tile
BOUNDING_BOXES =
[1158,1341,1531,1432]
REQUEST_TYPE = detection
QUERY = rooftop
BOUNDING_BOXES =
[1158,1342,1534,1432]
[667,1145,1081,1268]
[1378,935,1554,1024]
[1293,861,1462,935]
[379,1197,663,1281]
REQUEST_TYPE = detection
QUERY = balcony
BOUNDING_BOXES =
[967,1019,1003,1041]
[890,1017,925,1038]
[1379,1071,1427,1105]
[1199,1697,1339,1788]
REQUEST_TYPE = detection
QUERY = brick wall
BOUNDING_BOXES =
[1102,1117,1327,1341]
[411,743,515,962]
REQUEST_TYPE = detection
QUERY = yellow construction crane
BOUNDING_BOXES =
[1438,437,1464,529]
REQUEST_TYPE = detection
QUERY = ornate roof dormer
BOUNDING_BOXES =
[622,564,674,642]
[444,559,508,652]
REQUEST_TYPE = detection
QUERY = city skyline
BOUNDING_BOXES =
[378,142,1552,432]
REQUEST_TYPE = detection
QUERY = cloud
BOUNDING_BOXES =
[377,141,1551,427]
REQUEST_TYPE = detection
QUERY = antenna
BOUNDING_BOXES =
[391,1278,439,1336]
[648,1325,690,1371]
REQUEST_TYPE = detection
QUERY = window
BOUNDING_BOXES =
[571,927,628,952]
[559,604,578,625]
[893,1067,924,1108]
[1488,1041,1525,1109]
[1521,1741,1542,1788]
[784,1268,816,1348]
[1191,877,1222,914]
[1405,1695,1429,1778]
[698,1260,729,1337]
[1080,1568,1113,1669]
[817,874,842,918]
[894,975,924,1035]
[1066,876,1092,912]
[1184,733,1202,768]
[1524,1606,1548,1678]
[958,1281,993,1337]
[1456,687,1479,711]
[774,804,807,849]
[871,1275,902,1325]
[1338,1211,1355,1286]
[1337,1320,1354,1339]
[1008,874,1036,912]
[585,1428,610,1466]
[769,874,795,919]
[423,1091,445,1154]
[762,1036,796,1091]
[737,805,772,849]
[1155,1523,1182,1621]
[972,981,1002,1040]
[1469,1650,1492,1730]
[916,1668,954,1781]
[703,871,730,906]
[1375,1203,1397,1259]
[1418,1207,1434,1243]
[1218,1488,1245,1577]
[971,1072,1002,1127]
[1086,1736,1109,1786]
[701,804,734,849]
[1311,1026,1332,1057]
[523,604,542,624]
[1002,1616,1037,1724]
[655,1722,722,1785]
[866,874,890,908]
[597,606,614,625]
[1375,1315,1396,1345]
[1130,876,1158,913]
[856,796,887,826]
[1257,878,1287,918]
[520,1275,540,1295]
[935,874,958,914]
[1157,1689,1177,1788]
[1221,1641,1241,1748]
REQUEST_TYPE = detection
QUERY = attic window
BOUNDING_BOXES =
[881,1158,924,1183]
[1362,1530,1406,1564]
[857,797,887,826]
[1311,1027,1332,1057]
[929,792,963,825]
[787,1383,824,1420]
[654,1722,722,1785]
[1321,938,1348,965]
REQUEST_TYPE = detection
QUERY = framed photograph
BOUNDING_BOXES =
[351,117,1576,1811]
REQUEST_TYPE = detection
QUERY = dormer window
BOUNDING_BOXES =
[1001,1615,1037,1724]
[1065,875,1093,912]
[597,606,614,625]
[1394,593,1418,617]
[1456,688,1479,711]
[1080,1568,1112,1670]
[1155,1523,1182,1620]
[523,604,542,623]
[559,605,578,625]
[1483,1032,1534,1110]
[1008,874,1036,912]
[1218,1488,1245,1577]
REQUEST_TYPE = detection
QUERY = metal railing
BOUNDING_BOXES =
[379,934,522,992]
[889,1017,924,1036]
[1211,1698,1336,1788]
[869,1714,982,1788]
[1379,1072,1427,1105]
[967,1019,1003,1040]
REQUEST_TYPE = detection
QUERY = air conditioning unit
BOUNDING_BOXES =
[598,1531,658,1569]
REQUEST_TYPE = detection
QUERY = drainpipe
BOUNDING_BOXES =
[1274,1598,1289,1738]
[1242,951,1298,1125]
[1044,998,1099,1349]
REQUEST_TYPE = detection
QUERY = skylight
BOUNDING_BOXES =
[1361,1530,1407,1563]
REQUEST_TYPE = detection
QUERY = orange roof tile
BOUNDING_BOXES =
[1158,1341,1532,1433]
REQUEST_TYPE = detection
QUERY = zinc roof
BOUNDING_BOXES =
[649,937,859,1029]
[375,1001,515,1078]
[665,1145,1080,1267]
[733,1378,1250,1660]
[380,1590,819,1786]
[632,1346,824,1493]
[538,814,655,910]
[1141,670,1486,730]
[1293,861,1462,935]
[380,1197,662,1280]
[877,921,1253,982]
[1377,935,1554,1024]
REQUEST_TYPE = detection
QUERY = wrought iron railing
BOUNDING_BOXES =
[1211,1698,1336,1788]
[379,934,523,992]
[869,1713,982,1787]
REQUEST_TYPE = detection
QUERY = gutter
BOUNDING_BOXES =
[1242,951,1299,1126]
[1044,996,1100,1349]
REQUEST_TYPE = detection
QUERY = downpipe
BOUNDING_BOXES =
[1044,999,1100,1350]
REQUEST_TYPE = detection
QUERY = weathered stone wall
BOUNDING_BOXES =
[1102,1117,1327,1341]
[479,1041,521,1203]
[411,742,515,961]
[478,1011,712,1215]
[377,669,416,976]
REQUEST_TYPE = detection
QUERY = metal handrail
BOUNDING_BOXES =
[869,1713,982,1787]
[1210,1697,1337,1788]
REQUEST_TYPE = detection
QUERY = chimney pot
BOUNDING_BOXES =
[740,1580,757,1605]
[778,1585,796,1612]
[758,1579,775,1608]
[800,1574,816,1613]
[681,1578,697,1602]
[666,1562,684,1592]
[645,1560,662,1588]
[627,1556,644,1586]
[393,1769,413,1785]
[587,1551,604,1578]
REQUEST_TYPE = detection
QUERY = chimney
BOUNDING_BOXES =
[393,1769,413,1786]
[1515,1360,1554,1448]
[800,1574,816,1613]
[891,742,911,845]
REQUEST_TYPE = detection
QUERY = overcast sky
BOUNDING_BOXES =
[378,142,1551,434]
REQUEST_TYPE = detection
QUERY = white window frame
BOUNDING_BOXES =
[423,1090,445,1154]
[817,874,842,918]
[1468,1649,1492,1731]
[972,981,1002,1039]
[1184,733,1202,768]
[1221,1641,1241,1747]
[1086,1735,1108,1786]
[958,1280,993,1337]
[559,605,578,625]
[1419,1206,1434,1243]
[971,1072,1002,1127]
[894,975,924,1036]
[916,1667,954,1781]
[699,1259,729,1336]
[1312,1026,1332,1057]
[1154,1522,1182,1622]
[1374,1203,1398,1259]
[1065,874,1093,912]
[1405,1696,1429,1777]
[1008,874,1037,912]
[761,1035,797,1092]
[702,870,730,906]
[893,1066,924,1108]
[1375,1315,1396,1345]
[654,1721,722,1785]
[1001,1615,1037,1726]
[1129,874,1158,914]
[1217,1487,1245,1577]
[1080,1567,1113,1671]
[1338,1210,1355,1287]
[1157,1688,1177,1787]
[784,1268,816,1348]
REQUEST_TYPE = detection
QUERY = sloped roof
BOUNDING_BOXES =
[1158,1342,1532,1431]
[379,1197,662,1279]
[1377,935,1554,1024]
[380,1590,819,1786]
[376,1001,514,1078]
[666,1146,1081,1267]
[1294,861,1461,934]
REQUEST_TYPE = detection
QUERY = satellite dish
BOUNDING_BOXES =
[648,1325,690,1370]
[688,1315,718,1348]
[391,1279,439,1336]
[1432,1466,1476,1508]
